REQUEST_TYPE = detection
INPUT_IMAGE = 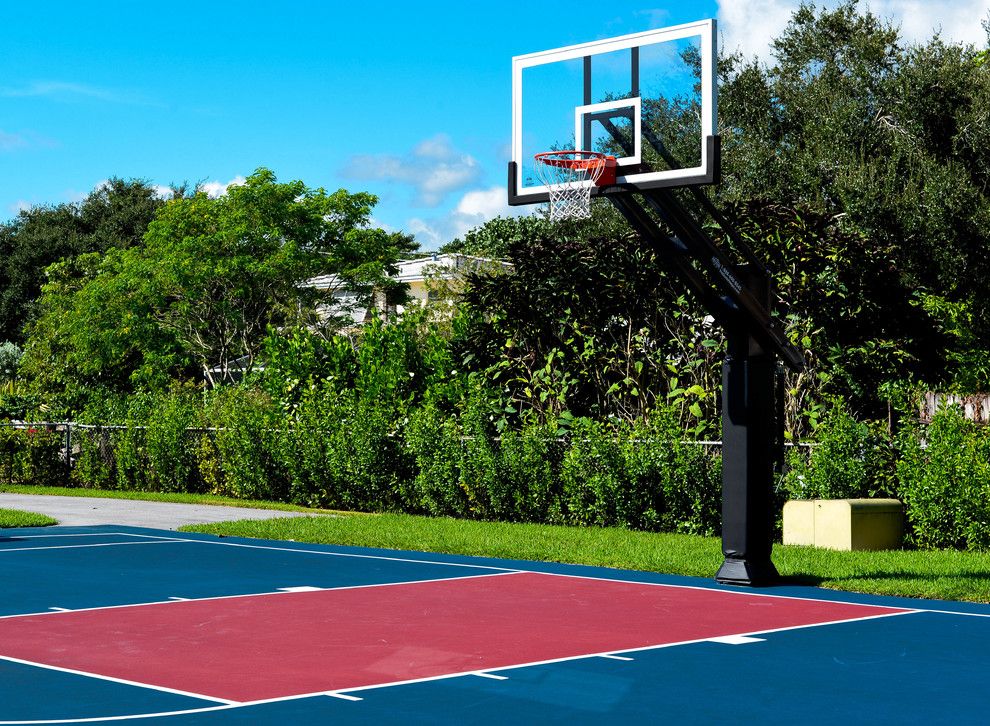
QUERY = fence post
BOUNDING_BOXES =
[64,423,72,483]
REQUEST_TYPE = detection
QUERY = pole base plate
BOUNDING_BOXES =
[715,557,780,587]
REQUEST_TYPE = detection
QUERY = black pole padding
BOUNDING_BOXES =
[715,269,780,586]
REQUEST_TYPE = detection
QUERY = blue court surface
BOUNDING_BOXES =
[1,524,988,724]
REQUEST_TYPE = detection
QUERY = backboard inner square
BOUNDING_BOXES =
[576,98,642,165]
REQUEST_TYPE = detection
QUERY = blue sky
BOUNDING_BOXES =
[3,1,987,249]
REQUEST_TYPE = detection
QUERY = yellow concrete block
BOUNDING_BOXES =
[782,499,903,551]
[782,500,816,547]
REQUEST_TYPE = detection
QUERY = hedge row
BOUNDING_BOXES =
[782,402,990,550]
[7,393,989,549]
[4,386,722,536]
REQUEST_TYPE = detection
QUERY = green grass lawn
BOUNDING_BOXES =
[0,508,57,528]
[182,512,990,604]
[4,485,988,603]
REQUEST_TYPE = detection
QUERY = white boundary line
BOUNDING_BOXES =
[313,609,921,700]
[0,571,521,621]
[7,530,990,618]
[0,541,186,554]
[0,654,235,705]
[2,528,980,724]
[0,609,923,725]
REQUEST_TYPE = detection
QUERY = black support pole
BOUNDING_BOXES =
[715,269,779,586]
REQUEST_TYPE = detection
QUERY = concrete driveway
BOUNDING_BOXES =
[0,493,311,530]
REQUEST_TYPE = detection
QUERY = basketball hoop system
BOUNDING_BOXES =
[534,151,614,221]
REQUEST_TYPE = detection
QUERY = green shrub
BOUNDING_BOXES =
[497,420,562,523]
[781,400,894,501]
[626,413,722,535]
[0,425,65,486]
[896,406,990,550]
[204,387,290,501]
[560,419,631,528]
[143,387,202,493]
[403,400,468,516]
[72,426,119,489]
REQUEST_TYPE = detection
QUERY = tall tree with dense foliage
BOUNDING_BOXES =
[717,1,990,397]
[0,179,165,344]
[20,169,416,413]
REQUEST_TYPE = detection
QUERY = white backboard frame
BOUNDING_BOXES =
[510,18,717,202]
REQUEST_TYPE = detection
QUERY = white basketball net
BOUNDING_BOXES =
[534,151,607,221]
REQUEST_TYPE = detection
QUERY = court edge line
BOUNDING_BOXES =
[100,531,525,573]
[306,610,927,700]
[1,533,170,541]
[108,532,990,616]
[0,541,185,555]
[0,609,922,725]
[0,570,522,621]
[11,531,990,617]
[0,654,235,706]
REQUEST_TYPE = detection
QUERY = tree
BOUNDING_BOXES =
[458,214,719,430]
[0,179,165,344]
[716,1,990,395]
[20,169,416,411]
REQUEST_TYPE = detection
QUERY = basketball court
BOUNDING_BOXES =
[0,524,988,723]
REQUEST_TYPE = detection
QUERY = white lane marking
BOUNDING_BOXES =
[0,609,928,724]
[708,635,766,645]
[0,654,235,706]
[277,586,323,593]
[0,571,521,620]
[11,530,990,620]
[324,692,363,701]
[471,672,509,680]
[315,610,923,702]
[598,654,634,661]
[527,569,925,613]
[0,541,187,554]
[122,532,521,572]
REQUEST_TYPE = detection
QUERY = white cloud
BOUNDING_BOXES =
[152,185,174,200]
[869,0,990,45]
[405,218,444,249]
[342,134,482,207]
[9,200,31,215]
[199,175,247,198]
[718,0,798,60]
[0,128,57,152]
[0,81,161,107]
[405,186,534,250]
[0,130,27,152]
[718,0,990,61]
[366,216,396,232]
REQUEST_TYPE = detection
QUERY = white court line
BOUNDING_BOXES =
[9,530,990,622]
[1,533,164,540]
[16,531,990,618]
[111,532,990,617]
[0,608,926,724]
[310,609,923,700]
[0,540,187,555]
[599,654,635,661]
[325,693,363,701]
[0,654,235,706]
[117,531,523,573]
[708,635,766,645]
[471,672,509,680]
[0,571,521,621]
[526,569,923,613]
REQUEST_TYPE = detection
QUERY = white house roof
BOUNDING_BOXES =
[306,254,511,290]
